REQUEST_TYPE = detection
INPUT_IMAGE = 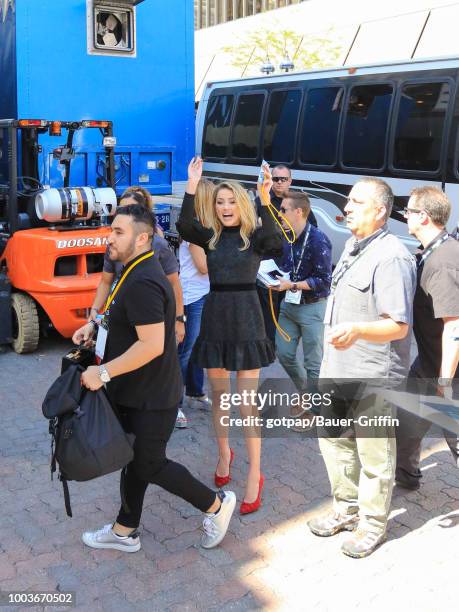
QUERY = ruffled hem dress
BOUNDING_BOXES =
[176,193,283,371]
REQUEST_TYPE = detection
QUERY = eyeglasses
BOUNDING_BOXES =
[403,207,425,218]
[272,177,290,183]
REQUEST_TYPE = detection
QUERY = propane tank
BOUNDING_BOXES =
[35,187,117,222]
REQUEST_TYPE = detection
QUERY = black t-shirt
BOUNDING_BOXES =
[413,233,459,378]
[103,252,182,410]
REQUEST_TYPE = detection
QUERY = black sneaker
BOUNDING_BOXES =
[395,478,420,491]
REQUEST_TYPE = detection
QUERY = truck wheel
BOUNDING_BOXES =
[11,292,40,354]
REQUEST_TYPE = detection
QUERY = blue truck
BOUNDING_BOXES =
[0,0,194,351]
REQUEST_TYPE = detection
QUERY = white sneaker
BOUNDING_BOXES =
[82,524,141,553]
[201,491,236,549]
[187,395,212,410]
[175,408,188,428]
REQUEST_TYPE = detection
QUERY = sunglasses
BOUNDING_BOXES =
[272,177,290,183]
[403,207,425,217]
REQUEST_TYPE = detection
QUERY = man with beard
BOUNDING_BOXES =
[72,204,235,552]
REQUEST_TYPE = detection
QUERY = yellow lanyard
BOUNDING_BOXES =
[103,251,154,314]
[259,195,295,342]
[268,288,291,342]
[265,202,296,244]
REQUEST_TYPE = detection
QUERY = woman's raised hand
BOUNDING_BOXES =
[188,156,203,184]
[257,163,273,207]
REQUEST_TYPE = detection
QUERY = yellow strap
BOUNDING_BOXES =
[265,201,296,244]
[269,288,291,343]
[259,187,296,243]
[103,251,154,313]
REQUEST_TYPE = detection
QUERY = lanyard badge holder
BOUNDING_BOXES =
[95,251,155,362]
[95,315,109,362]
[258,161,297,342]
[285,225,311,305]
[325,230,388,325]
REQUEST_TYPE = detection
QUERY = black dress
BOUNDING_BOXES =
[176,193,283,371]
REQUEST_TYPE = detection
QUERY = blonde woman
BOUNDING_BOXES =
[177,157,282,514]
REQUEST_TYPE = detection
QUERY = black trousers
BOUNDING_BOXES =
[116,405,216,528]
[395,371,459,487]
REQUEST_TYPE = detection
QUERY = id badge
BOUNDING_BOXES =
[95,324,108,361]
[285,289,301,304]
[323,295,334,325]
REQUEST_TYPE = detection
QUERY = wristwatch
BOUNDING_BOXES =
[99,365,111,383]
[88,306,98,322]
[176,315,187,323]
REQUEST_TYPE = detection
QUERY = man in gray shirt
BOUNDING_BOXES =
[308,178,416,558]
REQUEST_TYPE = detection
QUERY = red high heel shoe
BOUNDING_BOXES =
[240,474,265,515]
[214,448,234,488]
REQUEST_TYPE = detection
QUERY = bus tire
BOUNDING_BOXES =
[11,292,40,354]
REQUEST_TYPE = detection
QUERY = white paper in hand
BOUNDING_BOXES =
[257,259,289,288]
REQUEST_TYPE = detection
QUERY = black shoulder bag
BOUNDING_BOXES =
[42,365,134,517]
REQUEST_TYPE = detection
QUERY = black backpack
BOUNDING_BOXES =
[42,365,134,517]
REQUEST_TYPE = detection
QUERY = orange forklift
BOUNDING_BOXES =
[0,119,117,353]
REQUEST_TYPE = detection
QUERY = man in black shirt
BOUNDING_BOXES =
[255,165,317,345]
[72,204,235,551]
[396,186,459,489]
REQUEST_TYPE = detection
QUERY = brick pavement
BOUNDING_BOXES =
[0,336,458,611]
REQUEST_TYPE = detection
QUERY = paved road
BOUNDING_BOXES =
[0,336,458,611]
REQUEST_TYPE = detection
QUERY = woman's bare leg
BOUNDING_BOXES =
[207,368,232,477]
[237,369,262,503]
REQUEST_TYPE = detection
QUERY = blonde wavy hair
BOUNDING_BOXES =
[194,179,215,228]
[207,181,257,251]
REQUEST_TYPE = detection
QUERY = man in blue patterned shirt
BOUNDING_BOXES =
[271,191,332,411]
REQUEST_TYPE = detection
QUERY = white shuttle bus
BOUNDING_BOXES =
[196,57,459,261]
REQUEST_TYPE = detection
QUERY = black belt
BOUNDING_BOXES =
[210,283,257,292]
[300,295,326,305]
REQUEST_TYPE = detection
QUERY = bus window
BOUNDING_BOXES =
[231,93,265,160]
[202,94,234,159]
[300,87,343,166]
[342,84,393,169]
[263,89,301,163]
[393,82,450,172]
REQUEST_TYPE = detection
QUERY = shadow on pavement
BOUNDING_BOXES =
[1,337,458,610]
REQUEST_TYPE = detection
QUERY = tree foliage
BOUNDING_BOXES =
[222,28,343,75]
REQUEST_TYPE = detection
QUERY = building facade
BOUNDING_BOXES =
[194,0,307,29]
